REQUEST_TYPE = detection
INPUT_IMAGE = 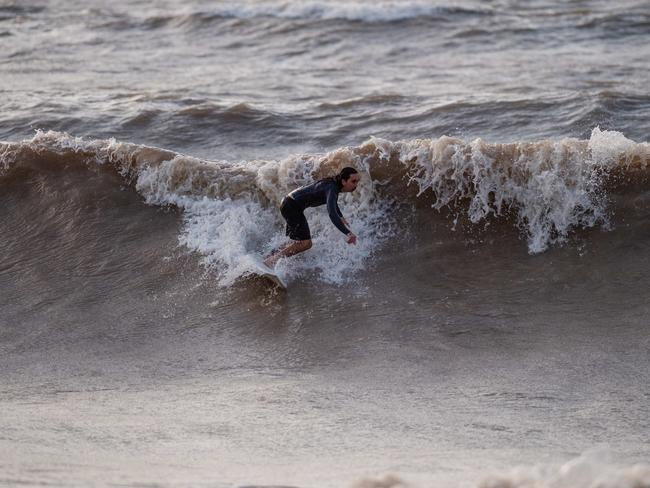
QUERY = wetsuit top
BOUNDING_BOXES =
[287,178,349,235]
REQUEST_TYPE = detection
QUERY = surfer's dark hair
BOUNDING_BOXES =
[335,167,359,185]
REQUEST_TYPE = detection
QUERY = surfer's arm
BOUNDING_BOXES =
[326,189,350,235]
[336,204,349,226]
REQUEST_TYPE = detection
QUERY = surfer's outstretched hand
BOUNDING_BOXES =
[347,233,357,245]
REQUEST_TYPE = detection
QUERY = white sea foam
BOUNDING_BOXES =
[136,153,393,286]
[589,126,640,166]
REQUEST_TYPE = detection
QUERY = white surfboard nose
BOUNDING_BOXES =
[249,256,287,290]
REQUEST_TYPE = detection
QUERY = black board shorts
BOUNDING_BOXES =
[280,197,311,241]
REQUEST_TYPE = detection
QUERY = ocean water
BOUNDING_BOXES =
[1,1,650,487]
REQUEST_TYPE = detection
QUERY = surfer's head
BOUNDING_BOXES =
[337,167,360,193]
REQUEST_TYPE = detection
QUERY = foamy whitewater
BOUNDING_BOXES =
[1,1,649,487]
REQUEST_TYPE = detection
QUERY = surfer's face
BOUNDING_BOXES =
[341,173,360,192]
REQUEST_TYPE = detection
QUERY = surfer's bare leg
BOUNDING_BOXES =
[264,239,312,267]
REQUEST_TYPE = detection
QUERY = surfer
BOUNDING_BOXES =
[264,167,360,268]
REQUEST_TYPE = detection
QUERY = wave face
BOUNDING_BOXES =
[2,128,649,285]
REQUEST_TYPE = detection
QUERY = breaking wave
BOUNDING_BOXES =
[1,128,649,285]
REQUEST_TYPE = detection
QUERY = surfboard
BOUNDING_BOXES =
[250,257,287,290]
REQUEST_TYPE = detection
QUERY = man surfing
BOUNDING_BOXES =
[264,167,360,268]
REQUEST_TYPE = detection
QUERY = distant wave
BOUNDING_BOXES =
[2,129,649,284]
[173,2,492,24]
[90,1,492,31]
[577,11,650,37]
[83,2,650,34]
[117,101,294,135]
[0,5,45,17]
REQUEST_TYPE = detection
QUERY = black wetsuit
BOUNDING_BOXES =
[280,178,349,241]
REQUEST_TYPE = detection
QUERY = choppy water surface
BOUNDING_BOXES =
[1,1,649,487]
